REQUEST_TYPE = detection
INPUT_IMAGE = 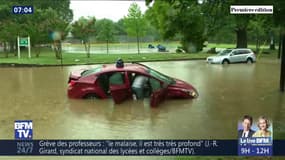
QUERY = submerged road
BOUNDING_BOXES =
[0,60,284,141]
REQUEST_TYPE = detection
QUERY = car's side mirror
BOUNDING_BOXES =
[229,54,233,56]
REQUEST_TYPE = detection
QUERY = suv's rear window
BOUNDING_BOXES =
[241,50,251,54]
[218,49,232,56]
[81,66,102,77]
[234,49,252,55]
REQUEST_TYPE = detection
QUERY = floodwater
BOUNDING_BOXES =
[61,44,176,54]
[0,60,285,159]
[62,45,156,54]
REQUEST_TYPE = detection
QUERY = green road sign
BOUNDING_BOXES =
[19,38,28,46]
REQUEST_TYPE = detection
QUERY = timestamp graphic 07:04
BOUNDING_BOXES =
[12,6,34,14]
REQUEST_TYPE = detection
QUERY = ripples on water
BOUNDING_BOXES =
[0,60,284,141]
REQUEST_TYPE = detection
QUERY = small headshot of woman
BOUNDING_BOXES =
[252,116,272,137]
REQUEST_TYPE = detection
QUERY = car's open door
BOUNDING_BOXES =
[150,88,167,107]
[110,84,131,104]
[109,72,132,104]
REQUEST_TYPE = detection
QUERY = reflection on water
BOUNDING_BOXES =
[63,46,159,54]
[0,60,284,142]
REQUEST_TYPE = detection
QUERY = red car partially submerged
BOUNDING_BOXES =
[67,62,198,107]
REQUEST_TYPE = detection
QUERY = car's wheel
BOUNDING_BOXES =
[83,93,99,100]
[222,59,230,64]
[246,58,253,64]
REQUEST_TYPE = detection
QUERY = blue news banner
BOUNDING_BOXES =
[0,140,284,156]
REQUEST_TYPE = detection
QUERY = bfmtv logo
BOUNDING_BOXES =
[14,120,33,140]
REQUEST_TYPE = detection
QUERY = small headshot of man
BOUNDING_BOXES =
[238,115,255,138]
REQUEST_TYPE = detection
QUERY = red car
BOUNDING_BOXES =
[67,62,198,107]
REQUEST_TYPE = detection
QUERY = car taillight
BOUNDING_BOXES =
[68,80,76,87]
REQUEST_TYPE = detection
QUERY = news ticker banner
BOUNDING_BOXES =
[0,140,284,156]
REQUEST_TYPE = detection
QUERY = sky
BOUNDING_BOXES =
[70,0,149,22]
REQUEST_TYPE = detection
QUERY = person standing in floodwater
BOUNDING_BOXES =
[132,75,148,100]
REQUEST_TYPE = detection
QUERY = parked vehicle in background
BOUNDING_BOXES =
[157,44,168,52]
[206,48,256,64]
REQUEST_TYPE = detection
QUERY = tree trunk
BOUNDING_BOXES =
[84,42,87,56]
[3,42,6,52]
[256,38,259,54]
[53,40,62,59]
[53,43,56,58]
[35,46,41,58]
[236,28,247,48]
[58,41,62,59]
[270,34,275,50]
[84,41,90,58]
[14,41,17,56]
[9,42,13,53]
[136,35,140,54]
[278,30,282,59]
[280,33,285,91]
[4,42,8,58]
[106,40,109,54]
[255,32,260,54]
[136,20,140,54]
[88,42,90,58]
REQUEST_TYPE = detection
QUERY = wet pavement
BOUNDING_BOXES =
[0,60,284,159]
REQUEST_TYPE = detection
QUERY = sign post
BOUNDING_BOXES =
[17,36,31,59]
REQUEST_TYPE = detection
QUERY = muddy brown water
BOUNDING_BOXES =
[0,60,284,160]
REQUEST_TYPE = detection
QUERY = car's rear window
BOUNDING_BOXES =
[81,66,102,77]
[242,49,252,54]
[218,49,232,55]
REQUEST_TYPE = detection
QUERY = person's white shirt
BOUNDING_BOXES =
[132,75,148,88]
[242,131,249,137]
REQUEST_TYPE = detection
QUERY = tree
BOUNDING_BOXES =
[0,0,73,59]
[0,20,20,57]
[208,0,274,48]
[0,1,26,56]
[96,19,115,54]
[114,18,127,36]
[46,8,71,59]
[272,0,285,91]
[32,0,73,59]
[146,0,207,52]
[248,15,274,53]
[71,17,96,58]
[146,0,279,50]
[124,3,147,54]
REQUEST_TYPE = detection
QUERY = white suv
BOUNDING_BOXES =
[206,48,256,64]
